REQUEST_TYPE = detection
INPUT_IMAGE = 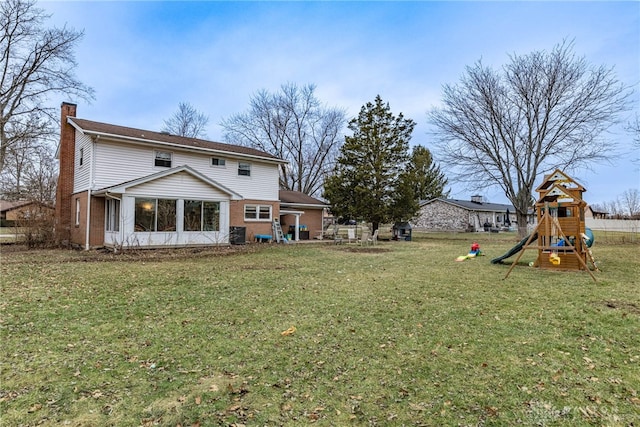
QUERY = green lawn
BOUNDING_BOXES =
[1,233,639,426]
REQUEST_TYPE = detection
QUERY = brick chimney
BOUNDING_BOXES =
[55,102,77,244]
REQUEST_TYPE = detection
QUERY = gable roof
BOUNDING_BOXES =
[279,190,327,208]
[535,169,585,192]
[1,200,33,212]
[420,197,515,212]
[92,165,243,200]
[68,117,286,164]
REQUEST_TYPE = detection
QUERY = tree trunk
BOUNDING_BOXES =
[516,211,529,238]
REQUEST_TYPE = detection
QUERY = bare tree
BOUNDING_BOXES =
[430,41,632,237]
[162,102,209,138]
[24,144,57,202]
[0,138,56,202]
[620,188,640,218]
[626,112,640,164]
[1,0,94,171]
[606,199,623,218]
[221,83,347,197]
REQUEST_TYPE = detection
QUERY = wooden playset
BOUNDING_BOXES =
[504,169,598,281]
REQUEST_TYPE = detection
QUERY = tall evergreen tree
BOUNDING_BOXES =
[324,95,416,231]
[406,145,449,201]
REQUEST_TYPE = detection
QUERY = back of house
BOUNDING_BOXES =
[55,102,288,250]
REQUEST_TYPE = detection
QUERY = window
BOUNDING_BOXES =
[244,204,271,221]
[211,157,226,167]
[154,150,172,167]
[75,199,81,226]
[106,199,120,232]
[184,200,220,231]
[79,148,84,167]
[238,162,251,176]
[134,198,176,231]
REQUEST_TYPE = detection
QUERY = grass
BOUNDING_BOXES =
[1,232,639,426]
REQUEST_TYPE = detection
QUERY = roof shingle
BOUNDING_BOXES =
[69,118,284,162]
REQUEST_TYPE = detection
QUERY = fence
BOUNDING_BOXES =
[585,219,639,244]
[585,218,639,233]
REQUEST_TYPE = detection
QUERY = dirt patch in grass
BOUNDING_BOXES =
[0,244,257,264]
[599,299,640,315]
[330,246,392,253]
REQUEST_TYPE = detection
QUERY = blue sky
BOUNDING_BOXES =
[40,1,639,205]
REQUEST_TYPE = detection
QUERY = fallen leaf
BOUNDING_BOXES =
[195,396,201,405]
[28,403,42,412]
[281,326,296,336]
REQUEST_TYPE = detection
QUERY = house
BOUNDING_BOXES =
[1,200,54,227]
[278,190,327,241]
[585,205,608,219]
[412,195,526,232]
[55,102,288,249]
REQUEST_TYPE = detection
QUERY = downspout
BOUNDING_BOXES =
[85,136,98,250]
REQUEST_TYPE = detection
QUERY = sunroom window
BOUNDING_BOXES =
[134,198,176,231]
[184,200,220,231]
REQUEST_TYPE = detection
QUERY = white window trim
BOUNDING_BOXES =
[244,204,272,221]
[75,199,81,226]
[105,198,120,232]
[211,157,226,168]
[79,147,84,168]
[238,162,251,177]
[154,150,173,168]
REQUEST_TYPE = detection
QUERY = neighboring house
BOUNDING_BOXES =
[412,195,528,232]
[585,205,608,219]
[1,200,54,227]
[55,102,287,249]
[278,190,328,240]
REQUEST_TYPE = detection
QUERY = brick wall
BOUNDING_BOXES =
[412,200,469,231]
[281,210,323,239]
[55,102,77,244]
[90,197,105,247]
[229,199,280,242]
[69,193,105,248]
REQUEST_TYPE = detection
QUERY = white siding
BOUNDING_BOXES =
[92,140,280,200]
[127,171,229,199]
[73,133,93,192]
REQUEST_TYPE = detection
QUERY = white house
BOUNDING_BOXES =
[55,102,288,249]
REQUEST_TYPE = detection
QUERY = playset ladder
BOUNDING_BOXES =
[272,219,288,243]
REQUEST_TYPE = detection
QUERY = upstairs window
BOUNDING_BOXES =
[154,150,172,167]
[211,157,226,167]
[79,148,84,167]
[238,162,251,177]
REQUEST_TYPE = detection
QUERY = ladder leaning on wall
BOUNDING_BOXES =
[272,219,289,243]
